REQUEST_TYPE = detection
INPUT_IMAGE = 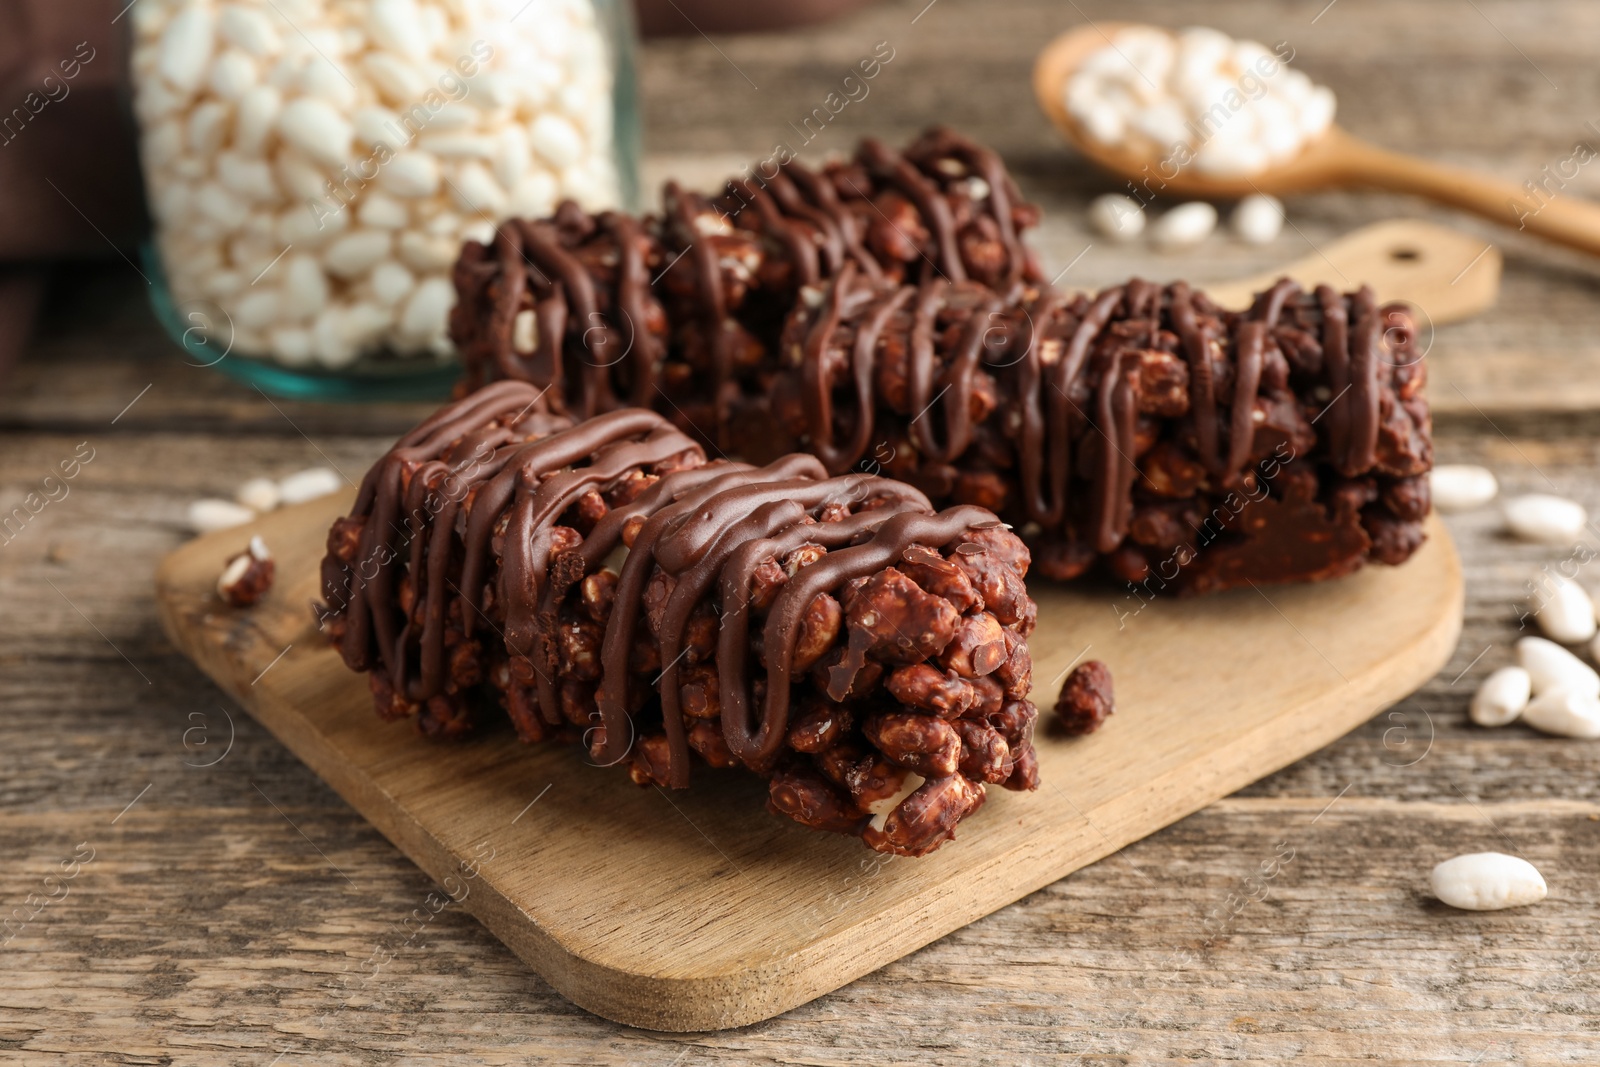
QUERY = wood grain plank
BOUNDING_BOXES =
[6,0,1600,1057]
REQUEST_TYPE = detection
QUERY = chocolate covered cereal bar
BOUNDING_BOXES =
[318,381,1043,856]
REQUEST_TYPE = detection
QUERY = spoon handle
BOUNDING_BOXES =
[1335,134,1600,257]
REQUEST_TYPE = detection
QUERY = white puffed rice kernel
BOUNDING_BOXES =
[1432,853,1546,911]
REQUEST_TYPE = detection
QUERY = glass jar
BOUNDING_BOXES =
[127,0,640,400]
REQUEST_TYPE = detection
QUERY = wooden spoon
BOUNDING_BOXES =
[1034,22,1600,257]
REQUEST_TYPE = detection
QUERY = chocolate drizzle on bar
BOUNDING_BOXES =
[1012,282,1134,551]
[451,204,670,417]
[452,127,1043,422]
[863,127,1035,288]
[773,271,1426,592]
[324,381,566,697]
[320,382,1042,856]
[592,460,997,788]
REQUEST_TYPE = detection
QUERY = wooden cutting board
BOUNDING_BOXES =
[154,493,1462,1032]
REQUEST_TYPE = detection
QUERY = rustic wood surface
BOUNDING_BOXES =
[149,494,1460,1032]
[4,0,1600,1061]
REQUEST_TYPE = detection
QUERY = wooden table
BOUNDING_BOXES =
[4,0,1599,1061]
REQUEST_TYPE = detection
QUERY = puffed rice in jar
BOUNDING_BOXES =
[129,0,636,394]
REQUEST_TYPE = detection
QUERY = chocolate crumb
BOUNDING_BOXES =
[1055,659,1114,735]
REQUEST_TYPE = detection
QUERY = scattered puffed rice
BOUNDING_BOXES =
[217,535,275,607]
[236,476,281,513]
[278,467,343,505]
[1503,494,1587,544]
[188,497,255,533]
[1515,636,1600,699]
[1533,575,1597,644]
[1230,193,1283,244]
[1431,852,1547,911]
[1523,688,1600,738]
[1086,193,1146,241]
[1469,666,1531,727]
[1148,201,1216,249]
[1429,465,1498,512]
